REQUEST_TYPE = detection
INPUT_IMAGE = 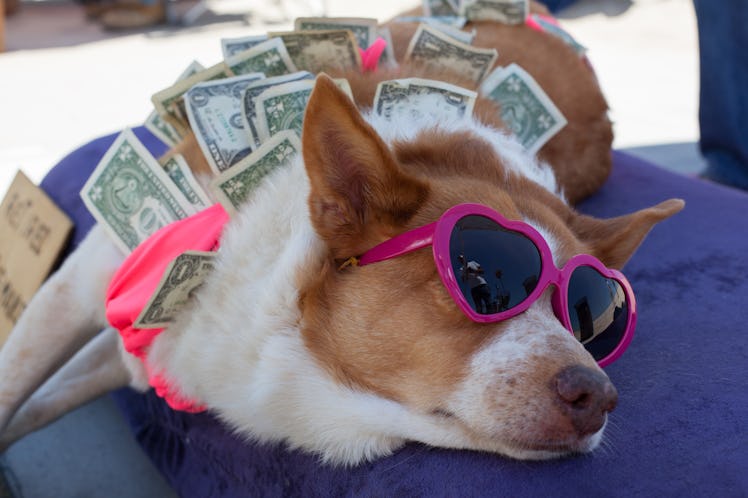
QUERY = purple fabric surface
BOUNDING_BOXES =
[42,128,748,497]
[39,127,169,250]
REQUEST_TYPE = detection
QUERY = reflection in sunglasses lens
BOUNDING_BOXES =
[567,266,628,360]
[449,215,542,315]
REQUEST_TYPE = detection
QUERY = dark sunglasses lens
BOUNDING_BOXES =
[449,215,542,315]
[567,266,628,361]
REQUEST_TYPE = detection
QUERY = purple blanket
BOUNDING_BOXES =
[41,127,748,497]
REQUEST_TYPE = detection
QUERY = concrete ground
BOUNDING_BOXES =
[0,0,704,496]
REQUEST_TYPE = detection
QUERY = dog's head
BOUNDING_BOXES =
[299,75,683,460]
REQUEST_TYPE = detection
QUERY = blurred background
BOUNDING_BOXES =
[0,0,702,200]
[0,1,702,497]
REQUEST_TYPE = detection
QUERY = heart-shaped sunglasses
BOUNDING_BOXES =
[346,203,636,367]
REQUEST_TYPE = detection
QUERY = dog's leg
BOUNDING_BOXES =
[0,225,123,434]
[0,327,131,451]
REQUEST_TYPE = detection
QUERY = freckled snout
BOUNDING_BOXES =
[553,366,618,436]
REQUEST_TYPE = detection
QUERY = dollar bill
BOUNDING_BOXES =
[184,73,266,175]
[144,113,182,148]
[373,79,410,120]
[293,19,396,69]
[404,24,498,83]
[479,63,567,153]
[373,77,477,122]
[226,37,298,77]
[145,60,205,146]
[80,129,194,254]
[253,79,315,142]
[221,34,269,59]
[269,30,362,73]
[151,62,232,137]
[133,251,216,329]
[240,71,315,146]
[460,0,528,25]
[423,0,458,16]
[210,131,302,214]
[144,113,181,148]
[250,78,349,142]
[161,154,213,210]
[295,17,378,50]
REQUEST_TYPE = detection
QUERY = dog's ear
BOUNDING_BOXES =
[302,74,429,258]
[572,198,685,269]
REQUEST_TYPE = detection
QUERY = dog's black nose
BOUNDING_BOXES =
[553,365,618,436]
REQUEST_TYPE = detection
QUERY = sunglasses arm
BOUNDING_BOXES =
[358,222,437,266]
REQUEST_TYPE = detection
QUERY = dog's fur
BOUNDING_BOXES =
[0,6,684,465]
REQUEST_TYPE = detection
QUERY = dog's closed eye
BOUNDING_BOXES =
[430,408,456,419]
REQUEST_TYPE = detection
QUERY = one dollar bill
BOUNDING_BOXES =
[269,30,362,74]
[373,77,477,122]
[252,78,352,142]
[479,63,567,153]
[459,0,528,25]
[226,37,298,77]
[252,79,315,142]
[404,24,498,83]
[240,71,315,147]
[210,130,302,214]
[80,129,194,254]
[184,73,266,175]
[423,0,458,16]
[145,60,205,146]
[151,62,232,137]
[221,34,269,59]
[133,251,217,329]
[160,154,213,210]
[294,17,378,50]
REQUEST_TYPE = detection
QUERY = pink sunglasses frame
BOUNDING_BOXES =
[357,203,637,367]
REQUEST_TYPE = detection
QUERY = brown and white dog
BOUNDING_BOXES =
[0,5,683,465]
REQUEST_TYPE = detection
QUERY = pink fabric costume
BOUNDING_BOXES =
[105,204,229,413]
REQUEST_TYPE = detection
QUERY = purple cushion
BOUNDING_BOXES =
[42,127,748,497]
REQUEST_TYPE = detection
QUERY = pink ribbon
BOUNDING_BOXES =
[358,37,387,72]
[106,203,230,413]
[525,13,560,33]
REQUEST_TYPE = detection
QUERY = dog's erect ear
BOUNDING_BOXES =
[302,74,429,258]
[572,198,685,269]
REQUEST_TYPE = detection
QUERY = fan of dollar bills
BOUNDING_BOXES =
[80,0,583,326]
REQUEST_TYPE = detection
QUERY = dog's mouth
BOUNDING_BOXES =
[509,431,603,457]
[428,406,606,460]
[501,412,608,460]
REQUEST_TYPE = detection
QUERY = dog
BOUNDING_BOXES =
[0,4,684,465]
